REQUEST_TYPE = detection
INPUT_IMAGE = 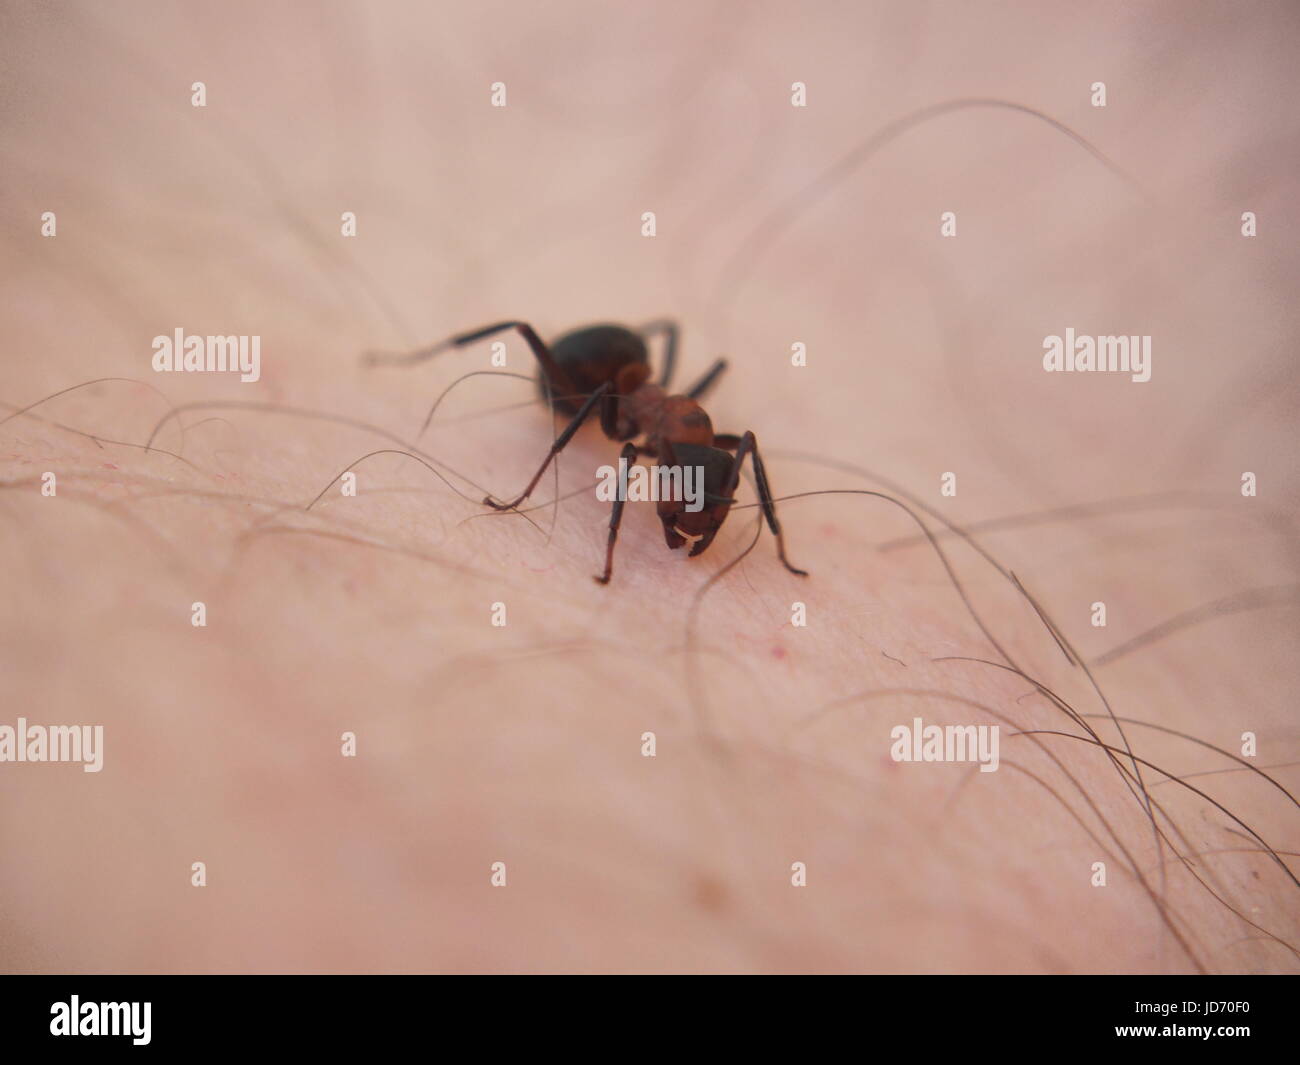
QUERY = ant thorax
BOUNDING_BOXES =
[628,391,715,451]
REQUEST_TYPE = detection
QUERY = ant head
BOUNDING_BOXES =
[656,442,736,557]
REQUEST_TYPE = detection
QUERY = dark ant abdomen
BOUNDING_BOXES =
[540,323,648,413]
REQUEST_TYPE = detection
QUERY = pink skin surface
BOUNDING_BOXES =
[0,1,1297,973]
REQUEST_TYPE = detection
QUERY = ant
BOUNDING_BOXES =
[366,320,808,585]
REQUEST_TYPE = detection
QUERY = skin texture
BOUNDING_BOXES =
[1,1,1297,973]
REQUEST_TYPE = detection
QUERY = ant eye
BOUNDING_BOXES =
[671,443,735,502]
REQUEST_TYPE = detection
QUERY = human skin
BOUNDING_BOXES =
[0,1,1297,973]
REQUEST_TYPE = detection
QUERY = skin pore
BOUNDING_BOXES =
[1,1,1297,973]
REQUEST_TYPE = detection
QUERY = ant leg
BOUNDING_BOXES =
[595,442,640,584]
[364,320,576,396]
[598,384,623,439]
[686,358,729,401]
[637,319,679,388]
[484,381,612,511]
[713,432,741,450]
[721,430,809,577]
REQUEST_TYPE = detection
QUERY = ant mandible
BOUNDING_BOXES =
[366,320,808,585]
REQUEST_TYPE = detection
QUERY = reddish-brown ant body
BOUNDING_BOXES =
[367,320,807,584]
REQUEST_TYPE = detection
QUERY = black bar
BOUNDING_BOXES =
[0,975,1289,1052]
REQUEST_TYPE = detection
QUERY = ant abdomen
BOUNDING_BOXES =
[540,323,648,413]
